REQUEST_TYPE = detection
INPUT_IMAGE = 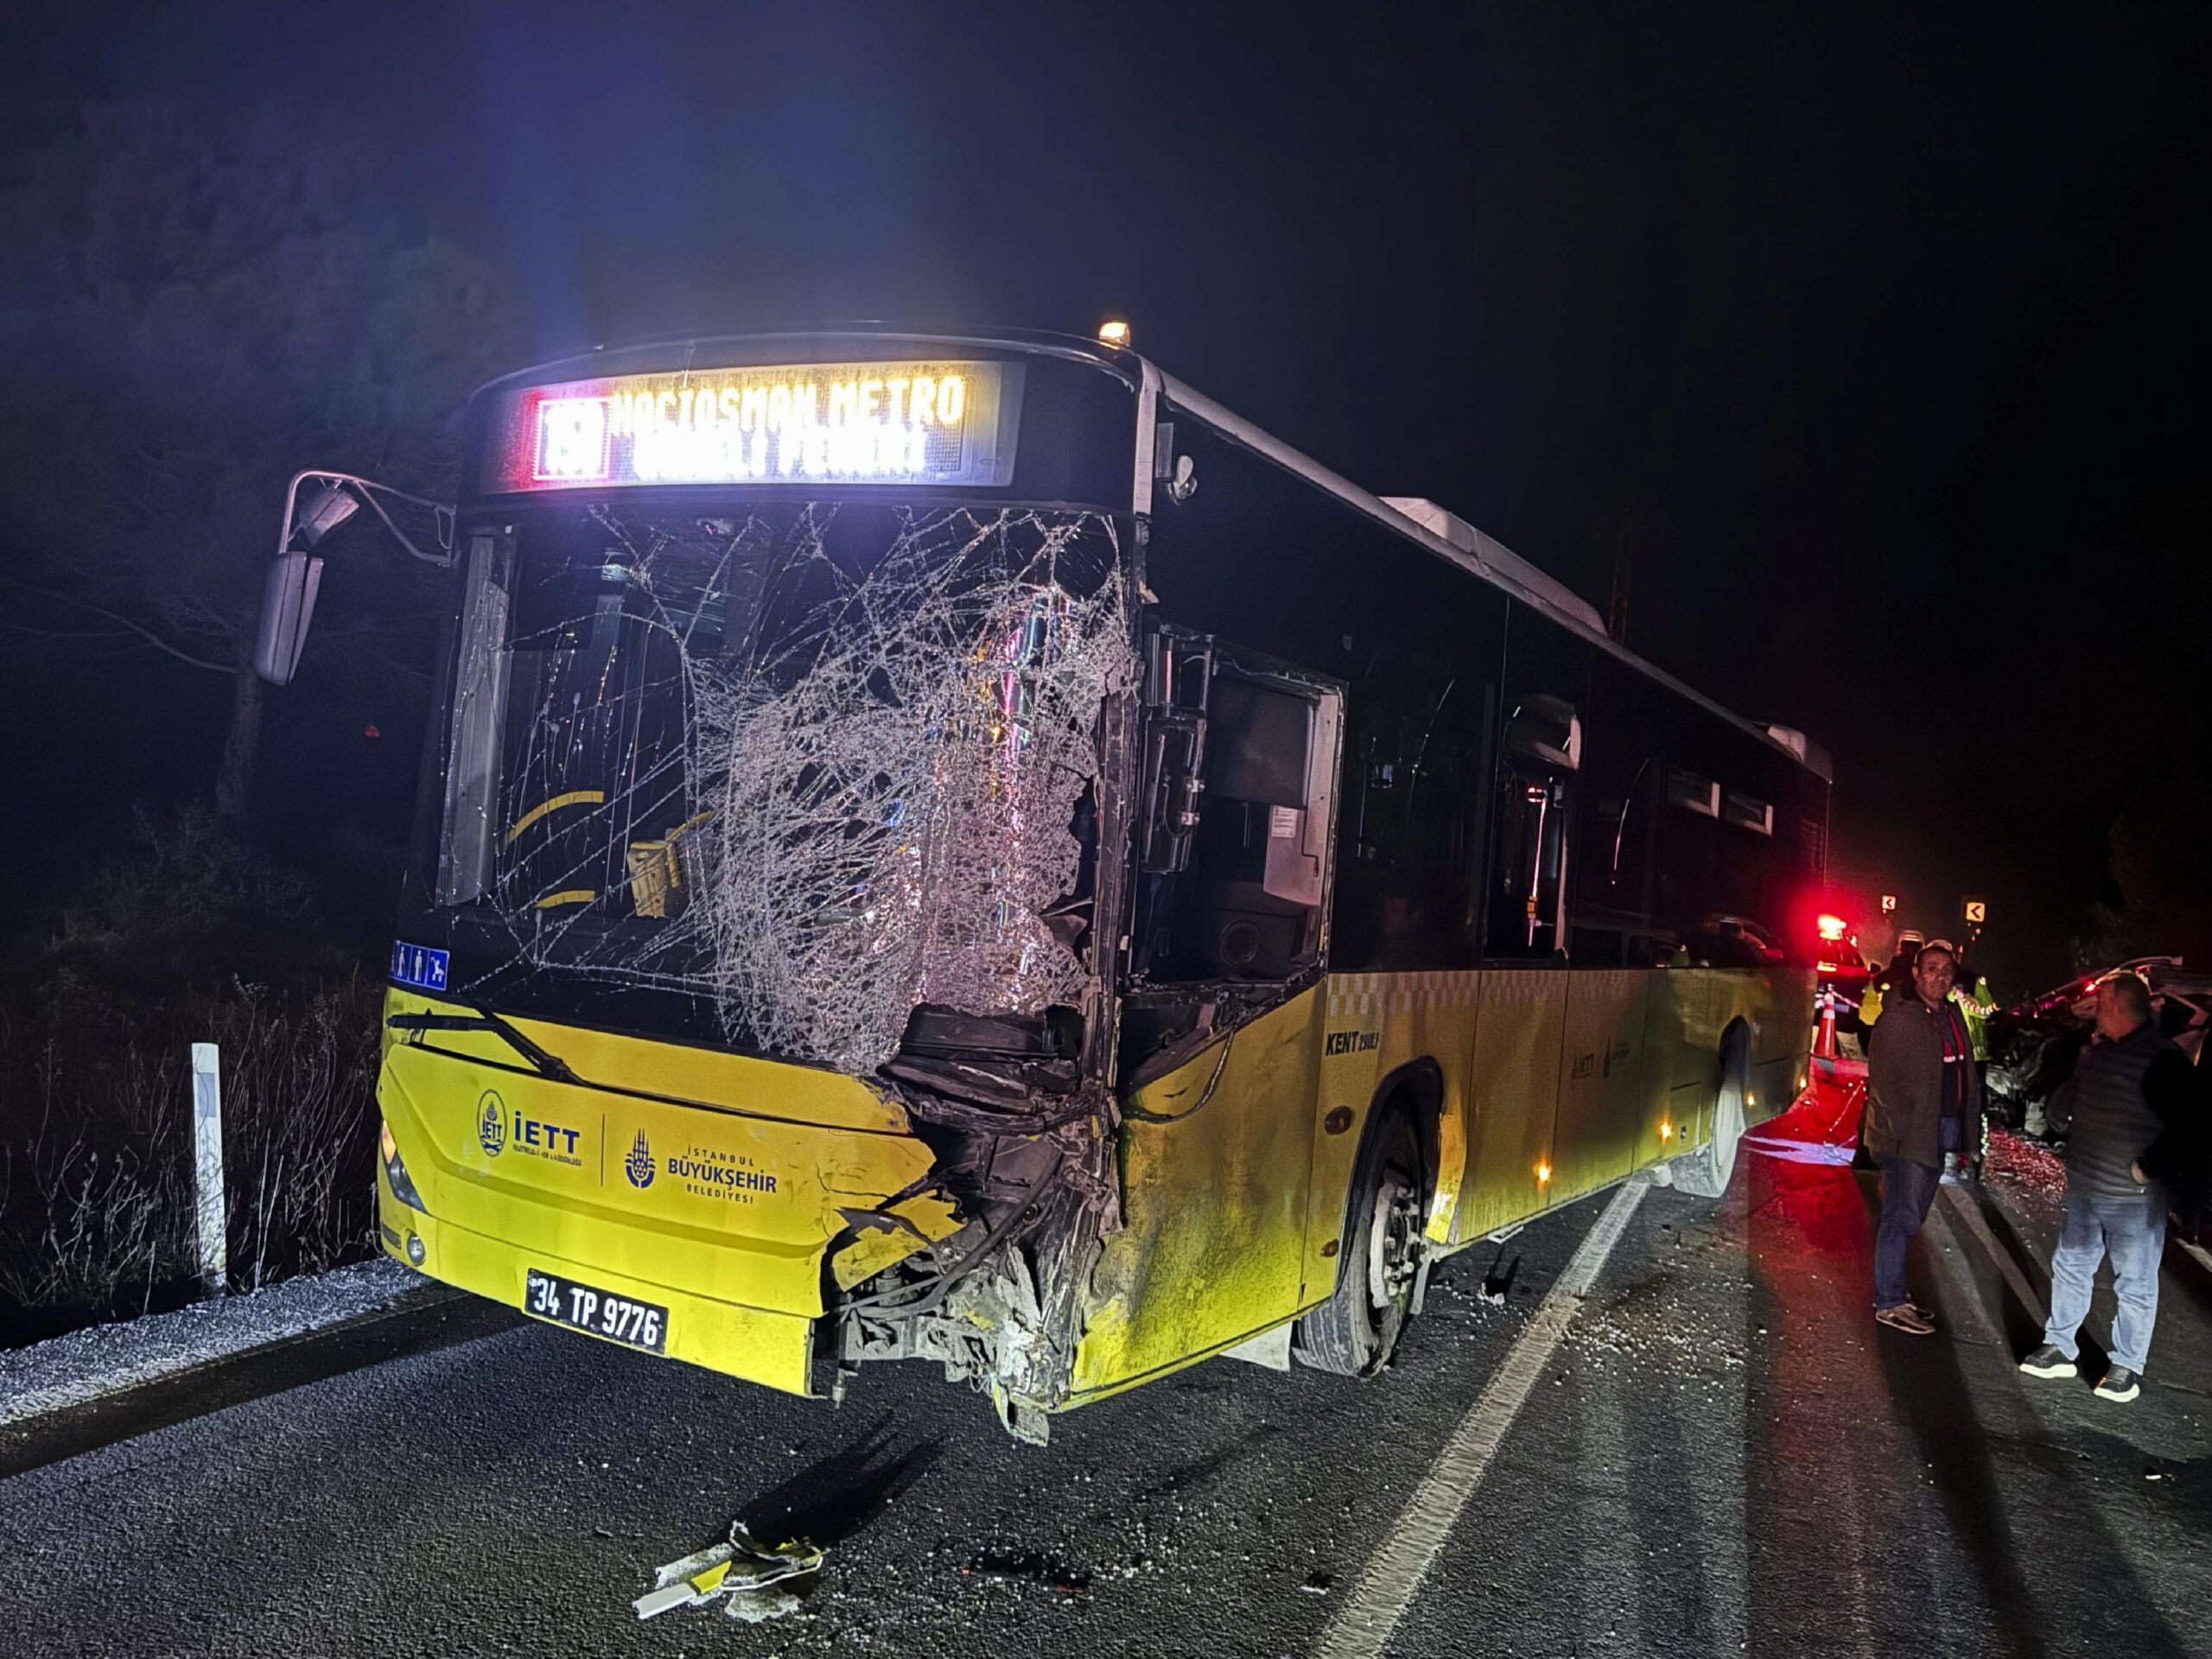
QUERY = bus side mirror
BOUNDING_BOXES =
[254,550,323,685]
[253,471,455,685]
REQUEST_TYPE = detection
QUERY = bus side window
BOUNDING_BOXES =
[1569,758,1655,968]
[1651,749,1802,959]
[1484,696,1579,960]
[1132,645,1343,984]
[1181,675,1341,979]
[1332,665,1490,973]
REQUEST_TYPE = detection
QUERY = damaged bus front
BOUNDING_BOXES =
[267,336,1153,1439]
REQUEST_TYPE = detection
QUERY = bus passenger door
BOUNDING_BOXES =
[1072,632,1344,1396]
[1459,620,1589,1236]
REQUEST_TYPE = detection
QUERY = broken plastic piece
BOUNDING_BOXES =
[632,1522,823,1621]
[724,1585,806,1624]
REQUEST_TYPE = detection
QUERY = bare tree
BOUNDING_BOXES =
[2072,730,2212,970]
[0,103,524,824]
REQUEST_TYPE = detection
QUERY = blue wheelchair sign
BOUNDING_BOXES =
[390,941,451,993]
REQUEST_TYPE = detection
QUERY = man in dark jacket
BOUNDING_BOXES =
[2018,972,2203,1402]
[1864,941,1981,1333]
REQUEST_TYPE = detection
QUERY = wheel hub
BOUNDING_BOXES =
[1367,1179,1424,1306]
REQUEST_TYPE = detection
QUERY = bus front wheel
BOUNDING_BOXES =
[1294,1108,1427,1377]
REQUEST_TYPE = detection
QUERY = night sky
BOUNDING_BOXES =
[4,2,2206,989]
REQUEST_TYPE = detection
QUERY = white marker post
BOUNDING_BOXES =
[190,1042,228,1297]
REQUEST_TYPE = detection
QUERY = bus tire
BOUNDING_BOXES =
[1293,1108,1426,1377]
[1671,1025,1751,1199]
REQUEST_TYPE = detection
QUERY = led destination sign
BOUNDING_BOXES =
[493,359,1021,493]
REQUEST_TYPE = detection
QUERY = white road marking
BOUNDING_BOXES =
[1315,1177,1649,1659]
[1947,1184,2212,1319]
[1572,1352,1645,1656]
[1936,1187,2050,1324]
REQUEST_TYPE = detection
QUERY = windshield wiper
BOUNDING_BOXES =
[386,997,585,1086]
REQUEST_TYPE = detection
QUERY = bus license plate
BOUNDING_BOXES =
[524,1268,667,1354]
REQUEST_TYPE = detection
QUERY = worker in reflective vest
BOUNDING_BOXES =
[1953,969,1997,1062]
[1950,963,1998,1174]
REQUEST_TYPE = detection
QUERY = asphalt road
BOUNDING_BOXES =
[5,1077,2209,1658]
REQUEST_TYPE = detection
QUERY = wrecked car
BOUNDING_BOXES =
[1988,959,2209,1129]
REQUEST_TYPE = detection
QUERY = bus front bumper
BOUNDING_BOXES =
[373,988,967,1399]
[378,1176,820,1395]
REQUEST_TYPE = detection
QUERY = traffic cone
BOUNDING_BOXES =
[1814,991,1839,1060]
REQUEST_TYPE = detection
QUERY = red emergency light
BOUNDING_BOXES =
[1815,913,1848,943]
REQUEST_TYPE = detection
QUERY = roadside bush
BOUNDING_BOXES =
[0,974,381,1321]
[48,803,338,990]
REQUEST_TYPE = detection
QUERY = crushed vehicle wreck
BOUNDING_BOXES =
[257,328,1827,1440]
[1988,959,2209,1133]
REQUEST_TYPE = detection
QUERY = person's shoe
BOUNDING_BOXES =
[1875,1302,1936,1335]
[2018,1344,2075,1378]
[2094,1366,2141,1402]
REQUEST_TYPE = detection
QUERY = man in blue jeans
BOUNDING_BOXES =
[1864,941,1980,1333]
[2019,972,2202,1402]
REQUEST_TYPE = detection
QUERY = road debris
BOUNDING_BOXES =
[1984,1126,2067,1218]
[632,1522,824,1623]
[962,1546,1090,1594]
[1479,1249,1520,1305]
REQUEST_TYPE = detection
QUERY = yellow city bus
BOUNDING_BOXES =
[257,327,1827,1441]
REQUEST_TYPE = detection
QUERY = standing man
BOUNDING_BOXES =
[1864,941,1981,1333]
[2018,973,2202,1402]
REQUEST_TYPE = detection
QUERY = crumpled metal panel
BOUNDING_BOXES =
[1071,987,1327,1398]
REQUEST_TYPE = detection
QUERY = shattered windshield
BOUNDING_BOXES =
[432,502,1133,1071]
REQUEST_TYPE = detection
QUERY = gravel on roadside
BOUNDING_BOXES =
[0,1257,421,1427]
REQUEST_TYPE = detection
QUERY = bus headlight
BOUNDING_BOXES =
[380,1119,428,1213]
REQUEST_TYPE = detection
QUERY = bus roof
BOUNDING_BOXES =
[1147,362,1830,780]
[470,326,1827,779]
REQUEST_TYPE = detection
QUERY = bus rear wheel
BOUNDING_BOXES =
[1294,1109,1426,1377]
[1671,1026,1751,1198]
